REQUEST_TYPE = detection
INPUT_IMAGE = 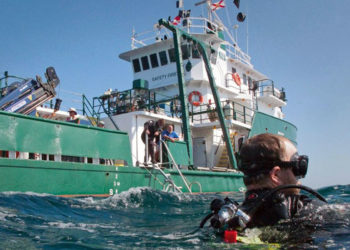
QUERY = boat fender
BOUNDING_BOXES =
[232,73,241,86]
[188,91,203,106]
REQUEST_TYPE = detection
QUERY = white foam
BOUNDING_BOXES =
[47,221,113,233]
[0,209,17,221]
[153,233,182,240]
[0,191,52,197]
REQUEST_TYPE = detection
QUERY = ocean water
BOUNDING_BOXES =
[0,185,349,249]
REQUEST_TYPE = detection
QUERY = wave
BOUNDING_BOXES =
[0,185,349,248]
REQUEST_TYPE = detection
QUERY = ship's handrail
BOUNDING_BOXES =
[161,139,192,194]
[86,88,180,119]
[255,80,286,102]
[189,99,254,126]
[130,16,252,66]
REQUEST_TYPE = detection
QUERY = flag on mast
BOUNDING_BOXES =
[172,15,181,25]
[211,0,225,11]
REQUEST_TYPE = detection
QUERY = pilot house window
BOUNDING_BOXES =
[150,53,159,68]
[181,45,190,60]
[132,58,141,73]
[141,56,150,70]
[243,74,247,85]
[168,48,176,63]
[192,46,200,59]
[159,51,168,65]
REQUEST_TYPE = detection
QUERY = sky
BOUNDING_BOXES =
[1,0,349,188]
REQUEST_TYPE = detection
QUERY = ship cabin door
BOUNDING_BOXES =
[193,137,207,167]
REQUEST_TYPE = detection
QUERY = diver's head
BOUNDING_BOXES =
[238,133,308,193]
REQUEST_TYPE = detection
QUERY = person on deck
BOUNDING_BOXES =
[161,124,179,143]
[66,107,80,124]
[234,133,325,228]
[141,119,164,163]
[97,120,105,128]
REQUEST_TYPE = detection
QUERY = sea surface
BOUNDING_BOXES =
[0,185,349,249]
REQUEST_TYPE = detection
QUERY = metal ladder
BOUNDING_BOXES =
[161,140,192,194]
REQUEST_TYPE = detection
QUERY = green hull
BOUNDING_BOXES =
[0,110,296,196]
[0,158,244,196]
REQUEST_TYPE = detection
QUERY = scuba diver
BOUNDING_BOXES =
[200,133,327,240]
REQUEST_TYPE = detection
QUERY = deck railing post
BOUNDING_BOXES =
[233,102,236,120]
[145,132,149,164]
[243,106,246,124]
[82,95,86,115]
[159,135,163,165]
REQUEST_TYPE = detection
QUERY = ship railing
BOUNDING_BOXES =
[88,88,182,119]
[256,79,286,102]
[225,73,250,94]
[130,16,252,66]
[225,43,252,67]
[189,99,254,126]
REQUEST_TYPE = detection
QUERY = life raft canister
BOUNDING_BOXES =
[232,73,241,86]
[188,91,203,106]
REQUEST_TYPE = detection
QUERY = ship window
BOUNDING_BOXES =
[248,77,252,87]
[150,53,159,68]
[62,155,84,163]
[210,50,217,64]
[192,46,200,59]
[141,56,150,70]
[132,58,141,73]
[168,48,176,63]
[243,74,247,85]
[219,51,226,61]
[181,45,190,60]
[159,51,168,65]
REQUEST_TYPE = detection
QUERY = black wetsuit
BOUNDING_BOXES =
[141,120,163,162]
[239,189,315,228]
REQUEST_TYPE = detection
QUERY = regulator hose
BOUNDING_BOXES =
[200,184,327,229]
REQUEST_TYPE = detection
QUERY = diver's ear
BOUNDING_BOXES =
[269,166,282,186]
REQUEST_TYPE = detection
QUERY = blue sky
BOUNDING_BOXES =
[1,0,349,188]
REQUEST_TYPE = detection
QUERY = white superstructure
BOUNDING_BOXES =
[101,2,287,169]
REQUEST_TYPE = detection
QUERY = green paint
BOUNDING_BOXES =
[159,20,193,166]
[159,19,238,169]
[0,158,244,195]
[166,141,190,166]
[249,111,298,144]
[0,111,132,165]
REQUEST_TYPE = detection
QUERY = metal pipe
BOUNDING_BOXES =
[145,132,149,164]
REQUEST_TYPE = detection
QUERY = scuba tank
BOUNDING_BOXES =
[200,184,327,243]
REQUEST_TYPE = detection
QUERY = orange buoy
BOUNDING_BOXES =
[188,91,203,106]
[232,73,241,86]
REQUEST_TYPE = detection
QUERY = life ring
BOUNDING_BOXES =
[232,73,241,86]
[188,91,203,106]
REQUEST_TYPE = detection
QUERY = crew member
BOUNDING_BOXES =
[67,107,80,124]
[161,124,179,143]
[98,120,105,128]
[141,119,164,163]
